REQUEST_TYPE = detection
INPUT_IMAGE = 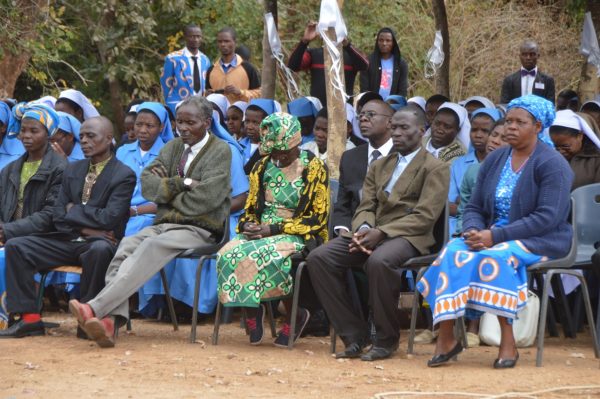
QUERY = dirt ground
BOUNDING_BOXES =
[0,311,599,399]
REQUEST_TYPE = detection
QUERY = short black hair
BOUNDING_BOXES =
[218,27,237,41]
[55,97,82,113]
[398,103,427,128]
[492,118,505,130]
[558,89,578,100]
[184,24,201,35]
[316,108,328,120]
[426,94,450,106]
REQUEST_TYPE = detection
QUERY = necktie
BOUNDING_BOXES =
[82,164,98,205]
[192,56,200,93]
[370,149,382,165]
[178,147,192,177]
[520,69,535,77]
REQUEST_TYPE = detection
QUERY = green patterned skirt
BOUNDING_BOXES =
[216,233,305,307]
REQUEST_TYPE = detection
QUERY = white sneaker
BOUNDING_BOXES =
[414,329,438,344]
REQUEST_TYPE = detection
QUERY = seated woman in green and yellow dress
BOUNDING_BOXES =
[216,112,329,348]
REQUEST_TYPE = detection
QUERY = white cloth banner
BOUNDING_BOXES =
[317,0,347,101]
[425,30,444,79]
[580,12,600,77]
[265,12,300,101]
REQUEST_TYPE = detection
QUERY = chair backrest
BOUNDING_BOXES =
[571,183,600,262]
[329,178,340,205]
[430,202,449,254]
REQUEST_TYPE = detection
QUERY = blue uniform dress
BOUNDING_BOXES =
[0,138,24,172]
[448,150,478,233]
[138,141,249,316]
[418,153,546,325]
[239,136,259,169]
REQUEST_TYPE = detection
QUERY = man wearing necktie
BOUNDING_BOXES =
[500,40,555,104]
[68,96,231,348]
[307,108,449,361]
[160,24,211,115]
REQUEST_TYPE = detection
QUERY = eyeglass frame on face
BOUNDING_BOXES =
[358,110,392,120]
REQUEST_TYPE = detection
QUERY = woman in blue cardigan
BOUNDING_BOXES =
[417,95,573,369]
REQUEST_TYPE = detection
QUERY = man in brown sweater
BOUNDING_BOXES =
[206,27,261,103]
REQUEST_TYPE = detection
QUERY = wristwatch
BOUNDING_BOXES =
[183,178,193,190]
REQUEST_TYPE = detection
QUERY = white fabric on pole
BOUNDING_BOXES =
[425,30,444,79]
[580,12,600,77]
[265,12,300,101]
[317,0,347,101]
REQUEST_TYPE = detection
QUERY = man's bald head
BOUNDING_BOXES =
[80,116,114,162]
[519,39,539,70]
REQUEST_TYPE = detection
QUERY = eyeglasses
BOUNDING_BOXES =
[358,111,391,120]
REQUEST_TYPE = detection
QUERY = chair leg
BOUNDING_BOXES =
[266,302,277,338]
[455,317,468,349]
[550,274,576,338]
[160,268,178,332]
[190,256,208,343]
[536,270,554,367]
[36,273,49,313]
[212,301,222,345]
[408,267,427,355]
[126,319,132,332]
[572,272,600,359]
[330,326,337,354]
[288,261,305,350]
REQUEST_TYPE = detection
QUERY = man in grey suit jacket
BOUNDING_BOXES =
[307,107,449,361]
[500,40,555,104]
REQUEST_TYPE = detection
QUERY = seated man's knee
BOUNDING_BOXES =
[365,250,396,272]
[88,239,116,257]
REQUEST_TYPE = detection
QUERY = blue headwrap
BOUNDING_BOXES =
[0,102,13,129]
[57,111,81,142]
[287,97,319,118]
[137,102,174,142]
[506,95,555,147]
[211,110,243,154]
[386,95,408,111]
[250,99,282,116]
[471,108,502,123]
[7,102,60,138]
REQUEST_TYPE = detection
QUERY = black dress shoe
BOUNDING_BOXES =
[427,342,464,367]
[335,341,367,359]
[360,343,398,361]
[0,320,45,338]
[493,352,519,369]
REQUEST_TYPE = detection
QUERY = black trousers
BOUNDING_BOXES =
[306,235,419,347]
[5,236,117,313]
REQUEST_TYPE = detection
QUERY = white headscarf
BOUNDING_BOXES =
[552,109,600,149]
[407,96,426,112]
[58,89,100,120]
[34,96,57,109]
[437,102,471,149]
[344,103,365,141]
[463,96,495,110]
[206,93,231,120]
[580,100,600,112]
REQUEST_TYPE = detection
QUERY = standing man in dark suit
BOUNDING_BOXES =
[500,40,555,104]
[0,117,136,338]
[333,100,394,234]
[307,107,449,361]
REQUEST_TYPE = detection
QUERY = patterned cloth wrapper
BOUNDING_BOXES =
[507,94,555,131]
[259,112,302,155]
[7,102,60,138]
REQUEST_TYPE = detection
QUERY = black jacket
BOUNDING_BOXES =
[287,40,369,106]
[332,144,369,230]
[500,70,555,104]
[52,156,136,240]
[0,147,67,240]
[360,28,408,97]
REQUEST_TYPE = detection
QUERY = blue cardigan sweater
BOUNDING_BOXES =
[462,142,574,259]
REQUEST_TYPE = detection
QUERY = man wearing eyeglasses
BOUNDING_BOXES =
[307,107,449,361]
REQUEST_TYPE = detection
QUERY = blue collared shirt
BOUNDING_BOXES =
[239,136,259,166]
[220,55,238,74]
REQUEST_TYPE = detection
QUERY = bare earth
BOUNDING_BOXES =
[0,311,599,399]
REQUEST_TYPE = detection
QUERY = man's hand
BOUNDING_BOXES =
[50,142,68,159]
[66,202,75,212]
[224,85,241,96]
[150,164,169,178]
[302,21,318,43]
[80,228,117,245]
[349,228,386,255]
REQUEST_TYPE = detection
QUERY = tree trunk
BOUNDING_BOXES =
[579,0,600,103]
[0,0,46,97]
[432,0,450,97]
[260,0,278,99]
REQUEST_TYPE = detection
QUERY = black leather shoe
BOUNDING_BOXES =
[0,320,45,338]
[360,343,399,361]
[427,342,464,367]
[493,352,519,369]
[335,341,367,359]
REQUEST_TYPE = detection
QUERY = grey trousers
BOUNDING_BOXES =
[88,223,214,320]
